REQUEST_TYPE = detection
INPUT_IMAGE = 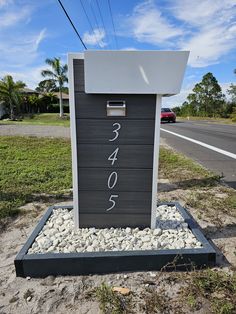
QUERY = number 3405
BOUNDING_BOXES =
[106,123,121,212]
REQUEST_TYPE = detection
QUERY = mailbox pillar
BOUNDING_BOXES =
[68,51,189,229]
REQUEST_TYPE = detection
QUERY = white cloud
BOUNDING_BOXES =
[122,0,236,67]
[0,0,13,7]
[172,0,236,67]
[121,47,139,51]
[182,25,236,67]
[0,28,47,67]
[83,28,106,48]
[0,6,31,28]
[0,65,46,88]
[162,88,192,108]
[171,0,236,27]
[126,0,183,45]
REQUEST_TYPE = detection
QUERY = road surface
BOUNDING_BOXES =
[160,120,236,189]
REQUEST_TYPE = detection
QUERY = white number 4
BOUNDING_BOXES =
[108,147,119,165]
[106,195,118,212]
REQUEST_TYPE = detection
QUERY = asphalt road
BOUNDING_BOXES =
[160,120,236,189]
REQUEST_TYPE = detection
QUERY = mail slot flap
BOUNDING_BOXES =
[107,100,126,116]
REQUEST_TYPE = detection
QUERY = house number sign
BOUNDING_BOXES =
[106,123,121,211]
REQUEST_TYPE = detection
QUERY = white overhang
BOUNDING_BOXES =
[84,50,189,95]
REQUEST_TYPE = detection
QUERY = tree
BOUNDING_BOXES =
[227,84,236,103]
[172,106,181,116]
[186,73,225,117]
[0,75,26,119]
[41,58,68,117]
[35,79,57,94]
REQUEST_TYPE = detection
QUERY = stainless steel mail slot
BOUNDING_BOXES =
[106,100,126,116]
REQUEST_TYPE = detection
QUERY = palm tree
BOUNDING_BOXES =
[41,58,68,117]
[0,75,25,120]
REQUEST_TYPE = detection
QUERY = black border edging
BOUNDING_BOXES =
[14,203,216,278]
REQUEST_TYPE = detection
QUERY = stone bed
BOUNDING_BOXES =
[28,205,202,254]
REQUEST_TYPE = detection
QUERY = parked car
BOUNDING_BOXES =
[161,108,176,123]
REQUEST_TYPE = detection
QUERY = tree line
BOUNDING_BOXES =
[0,58,68,120]
[172,71,236,120]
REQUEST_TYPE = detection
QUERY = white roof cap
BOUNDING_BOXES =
[84,50,189,95]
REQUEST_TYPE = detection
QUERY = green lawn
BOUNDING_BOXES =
[0,136,72,219]
[177,116,236,124]
[0,136,219,220]
[0,113,70,127]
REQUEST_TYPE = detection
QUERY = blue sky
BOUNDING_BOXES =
[0,0,235,107]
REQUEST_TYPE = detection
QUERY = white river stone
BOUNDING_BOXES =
[27,205,202,254]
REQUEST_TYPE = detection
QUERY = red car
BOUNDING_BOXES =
[161,108,176,123]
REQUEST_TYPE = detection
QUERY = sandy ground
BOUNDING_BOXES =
[0,181,236,314]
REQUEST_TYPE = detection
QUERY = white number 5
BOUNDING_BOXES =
[106,195,118,212]
[109,123,121,142]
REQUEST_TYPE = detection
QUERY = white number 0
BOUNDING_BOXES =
[107,171,118,189]
[109,123,121,142]
[106,195,118,212]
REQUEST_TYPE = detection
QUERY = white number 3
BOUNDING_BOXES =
[109,123,121,142]
[106,195,118,212]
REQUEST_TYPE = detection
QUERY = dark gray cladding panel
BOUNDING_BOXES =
[79,191,152,214]
[78,168,152,191]
[75,93,156,119]
[72,58,155,227]
[78,144,153,168]
[76,119,155,144]
[73,59,85,92]
[79,213,151,228]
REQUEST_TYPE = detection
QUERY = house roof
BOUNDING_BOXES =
[53,92,69,100]
[20,87,39,94]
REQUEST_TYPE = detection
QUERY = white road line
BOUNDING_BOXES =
[160,128,236,160]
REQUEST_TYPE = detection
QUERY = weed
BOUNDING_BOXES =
[212,299,235,314]
[182,270,236,314]
[186,188,236,219]
[95,283,132,314]
[141,289,169,314]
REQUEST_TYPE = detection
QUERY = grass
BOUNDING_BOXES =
[95,283,132,314]
[0,113,70,127]
[177,116,236,124]
[182,269,236,314]
[159,147,220,188]
[0,136,72,219]
[186,187,236,219]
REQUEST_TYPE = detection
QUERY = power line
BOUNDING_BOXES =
[79,0,104,49]
[95,0,112,49]
[107,0,118,49]
[89,0,101,31]
[57,0,87,50]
